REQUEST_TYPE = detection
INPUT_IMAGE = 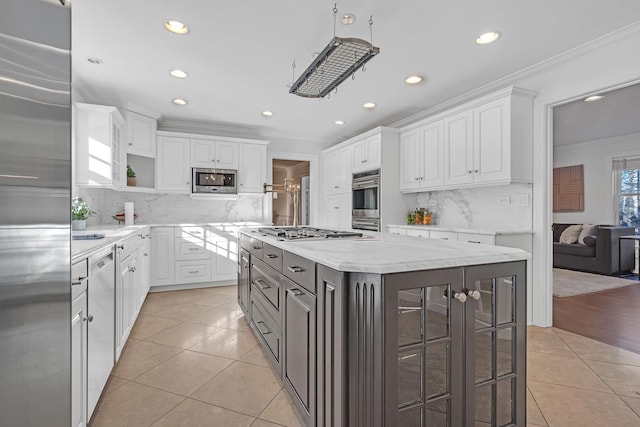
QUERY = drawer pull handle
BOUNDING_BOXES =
[468,240,481,244]
[188,270,199,274]
[252,246,261,250]
[288,266,304,273]
[255,320,271,335]
[116,244,124,250]
[288,288,304,297]
[72,277,87,286]
[83,315,94,323]
[188,248,200,251]
[441,237,448,240]
[266,254,278,259]
[254,279,270,290]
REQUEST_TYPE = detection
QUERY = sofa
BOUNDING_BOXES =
[552,223,635,275]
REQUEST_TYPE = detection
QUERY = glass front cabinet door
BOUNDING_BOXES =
[384,261,526,427]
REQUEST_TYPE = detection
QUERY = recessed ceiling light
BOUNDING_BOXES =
[261,110,274,117]
[172,98,188,106]
[169,69,189,78]
[405,75,423,85]
[334,120,345,125]
[340,13,356,25]
[475,31,501,45]
[164,20,189,35]
[584,95,604,102]
[363,102,376,109]
[87,57,103,65]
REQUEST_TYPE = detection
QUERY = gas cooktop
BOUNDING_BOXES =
[257,227,363,240]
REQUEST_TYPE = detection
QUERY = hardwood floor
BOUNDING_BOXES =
[553,281,640,354]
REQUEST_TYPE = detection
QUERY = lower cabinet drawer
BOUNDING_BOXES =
[251,258,281,311]
[250,297,281,364]
[458,232,495,245]
[406,229,429,238]
[175,260,211,283]
[429,230,458,241]
[282,251,316,294]
[175,238,208,260]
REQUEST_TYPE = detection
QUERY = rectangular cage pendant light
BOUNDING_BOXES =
[289,37,380,99]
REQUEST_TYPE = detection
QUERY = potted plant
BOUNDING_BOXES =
[127,165,136,186]
[71,199,95,230]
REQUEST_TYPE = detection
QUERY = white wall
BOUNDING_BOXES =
[553,133,640,225]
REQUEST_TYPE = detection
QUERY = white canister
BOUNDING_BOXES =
[124,202,134,226]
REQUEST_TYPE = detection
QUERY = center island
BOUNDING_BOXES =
[237,227,528,427]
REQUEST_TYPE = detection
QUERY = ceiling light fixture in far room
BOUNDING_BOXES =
[171,98,188,106]
[164,19,189,35]
[169,69,188,78]
[289,4,379,99]
[405,75,423,85]
[363,102,376,109]
[87,57,102,65]
[261,110,274,117]
[334,120,345,125]
[475,31,501,45]
[584,95,604,102]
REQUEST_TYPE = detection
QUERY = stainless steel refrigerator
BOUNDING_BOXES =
[0,1,72,426]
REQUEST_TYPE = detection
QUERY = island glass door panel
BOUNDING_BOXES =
[384,268,464,427]
[465,263,525,427]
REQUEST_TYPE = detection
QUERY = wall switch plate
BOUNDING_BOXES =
[112,200,123,207]
[428,200,437,207]
[515,194,530,207]
[498,196,511,206]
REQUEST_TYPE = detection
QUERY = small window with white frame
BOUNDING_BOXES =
[613,157,640,233]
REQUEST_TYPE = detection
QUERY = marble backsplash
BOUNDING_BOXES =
[78,188,265,226]
[415,184,533,230]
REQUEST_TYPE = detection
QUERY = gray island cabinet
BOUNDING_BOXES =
[238,229,528,427]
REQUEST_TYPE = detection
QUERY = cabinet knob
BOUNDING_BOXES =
[414,177,419,181]
[420,177,424,180]
[83,315,94,322]
[212,160,216,163]
[466,170,472,174]
[334,185,339,189]
[453,292,467,303]
[473,169,479,174]
[128,142,132,146]
[467,290,481,300]
[144,253,149,256]
[117,244,124,250]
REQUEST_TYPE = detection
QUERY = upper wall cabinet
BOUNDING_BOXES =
[324,145,353,195]
[75,103,125,188]
[156,136,190,193]
[400,87,534,192]
[126,110,157,158]
[238,143,266,193]
[352,134,381,174]
[191,139,238,170]
[400,121,444,191]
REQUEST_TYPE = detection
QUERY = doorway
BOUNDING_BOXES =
[272,159,310,226]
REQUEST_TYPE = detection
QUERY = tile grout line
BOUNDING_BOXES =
[526,384,551,427]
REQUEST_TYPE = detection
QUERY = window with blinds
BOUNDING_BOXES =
[613,157,640,232]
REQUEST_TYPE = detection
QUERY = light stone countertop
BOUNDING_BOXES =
[72,222,263,263]
[386,224,533,236]
[241,229,530,274]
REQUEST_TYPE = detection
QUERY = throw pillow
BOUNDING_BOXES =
[583,235,597,247]
[578,224,598,245]
[559,224,582,244]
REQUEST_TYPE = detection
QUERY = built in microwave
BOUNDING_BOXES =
[191,168,237,194]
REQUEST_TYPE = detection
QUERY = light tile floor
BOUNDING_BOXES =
[89,286,640,427]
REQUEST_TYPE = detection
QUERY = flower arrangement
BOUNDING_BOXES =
[71,200,95,220]
[127,165,136,178]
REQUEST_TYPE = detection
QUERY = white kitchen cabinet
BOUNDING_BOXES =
[174,225,212,284]
[352,134,381,174]
[126,110,157,158]
[400,87,534,192]
[156,136,190,192]
[191,139,238,169]
[139,233,151,297]
[326,193,351,229]
[151,227,175,286]
[387,226,407,235]
[406,228,430,238]
[458,232,495,245]
[208,228,238,280]
[71,260,88,427]
[400,121,444,191]
[116,248,137,360]
[75,103,125,188]
[175,260,212,284]
[324,145,352,195]
[238,143,266,193]
[429,230,458,241]
[444,109,474,186]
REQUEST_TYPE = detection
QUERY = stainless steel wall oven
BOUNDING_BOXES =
[352,170,380,231]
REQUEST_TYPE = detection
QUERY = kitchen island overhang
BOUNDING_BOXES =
[238,228,528,426]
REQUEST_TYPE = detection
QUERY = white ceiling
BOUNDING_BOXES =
[72,1,640,149]
[553,82,640,146]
